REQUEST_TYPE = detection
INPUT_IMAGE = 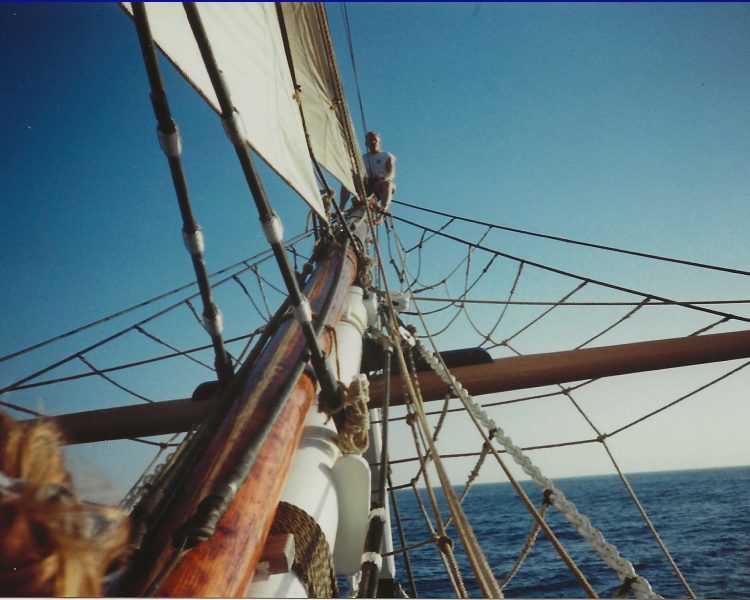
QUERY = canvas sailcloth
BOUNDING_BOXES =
[122,2,328,220]
[280,2,365,197]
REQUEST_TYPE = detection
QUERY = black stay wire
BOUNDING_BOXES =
[0,232,310,366]
[394,199,750,278]
[390,213,750,325]
[134,2,234,384]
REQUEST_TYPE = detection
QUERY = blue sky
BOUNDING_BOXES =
[1,3,750,495]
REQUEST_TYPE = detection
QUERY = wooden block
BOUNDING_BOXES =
[258,533,295,575]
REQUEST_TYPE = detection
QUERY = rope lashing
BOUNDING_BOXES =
[415,341,661,599]
[337,374,370,454]
[270,501,337,598]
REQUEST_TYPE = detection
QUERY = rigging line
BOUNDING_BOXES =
[549,364,696,598]
[393,199,750,278]
[387,472,419,598]
[499,500,551,591]
[607,359,750,439]
[0,232,308,365]
[369,205,506,597]
[406,433,471,600]
[382,536,438,557]
[476,261,526,347]
[412,258,500,338]
[386,437,603,467]
[406,296,750,307]
[78,354,154,404]
[413,345,646,599]
[414,226,495,297]
[599,440,697,599]
[401,331,503,598]
[249,265,274,318]
[392,213,750,324]
[6,329,262,392]
[340,2,369,139]
[404,217,457,254]
[232,330,262,368]
[230,274,268,322]
[409,479,467,598]
[134,325,214,372]
[410,349,599,599]
[484,282,589,349]
[0,399,45,418]
[574,298,652,350]
[119,432,182,512]
[0,248,300,396]
[314,3,367,199]
[134,1,234,383]
[387,218,509,322]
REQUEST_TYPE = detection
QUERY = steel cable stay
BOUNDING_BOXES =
[0,247,300,397]
[392,214,750,325]
[3,329,264,393]
[0,232,311,367]
[134,1,234,384]
[134,325,214,372]
[393,200,750,279]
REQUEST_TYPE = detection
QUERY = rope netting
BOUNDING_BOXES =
[366,206,750,598]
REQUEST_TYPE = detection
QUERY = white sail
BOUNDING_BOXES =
[280,3,365,196]
[122,2,327,220]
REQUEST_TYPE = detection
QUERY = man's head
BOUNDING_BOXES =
[365,131,381,153]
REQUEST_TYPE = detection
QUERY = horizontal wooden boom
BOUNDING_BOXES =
[368,328,750,406]
[41,329,750,444]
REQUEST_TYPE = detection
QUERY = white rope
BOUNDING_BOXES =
[416,341,661,600]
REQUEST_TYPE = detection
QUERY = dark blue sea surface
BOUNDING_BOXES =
[386,466,750,598]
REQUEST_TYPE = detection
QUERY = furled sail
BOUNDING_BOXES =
[121,2,327,220]
[279,3,366,196]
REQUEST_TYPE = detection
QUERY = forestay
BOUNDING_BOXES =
[121,2,327,220]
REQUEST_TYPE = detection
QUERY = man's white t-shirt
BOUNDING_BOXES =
[363,151,396,180]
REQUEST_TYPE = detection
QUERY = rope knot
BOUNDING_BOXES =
[405,413,417,426]
[437,535,454,555]
[596,433,608,443]
[336,375,370,454]
[542,489,554,506]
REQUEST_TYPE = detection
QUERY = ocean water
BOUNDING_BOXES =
[386,466,750,598]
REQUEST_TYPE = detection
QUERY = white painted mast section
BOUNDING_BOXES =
[247,286,374,597]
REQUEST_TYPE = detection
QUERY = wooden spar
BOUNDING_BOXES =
[42,328,750,445]
[368,328,750,406]
[49,397,198,444]
[118,225,362,597]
